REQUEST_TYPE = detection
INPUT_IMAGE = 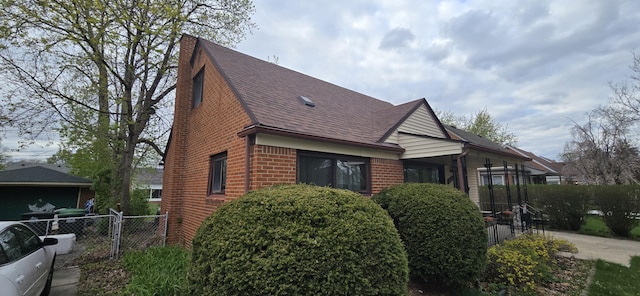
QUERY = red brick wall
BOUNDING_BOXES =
[162,35,253,246]
[161,35,195,245]
[163,37,408,246]
[250,145,297,189]
[371,158,404,194]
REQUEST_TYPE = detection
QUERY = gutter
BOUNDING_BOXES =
[467,143,530,161]
[238,124,405,153]
[0,182,93,187]
[244,135,253,193]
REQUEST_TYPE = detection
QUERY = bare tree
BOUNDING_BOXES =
[562,52,640,185]
[0,0,256,213]
[562,111,640,184]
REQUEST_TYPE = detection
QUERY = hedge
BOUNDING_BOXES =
[479,184,640,236]
[373,183,487,288]
[189,184,409,295]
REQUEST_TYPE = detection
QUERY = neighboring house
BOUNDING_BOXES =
[133,168,164,202]
[162,35,531,245]
[444,126,530,202]
[5,161,71,173]
[506,146,565,185]
[0,165,94,220]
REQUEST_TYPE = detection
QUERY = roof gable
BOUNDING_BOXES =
[396,102,450,139]
[0,166,92,185]
[377,99,452,144]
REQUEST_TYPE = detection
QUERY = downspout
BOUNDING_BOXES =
[457,148,470,193]
[244,135,254,193]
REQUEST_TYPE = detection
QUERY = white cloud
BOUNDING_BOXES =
[236,0,640,159]
[6,0,639,161]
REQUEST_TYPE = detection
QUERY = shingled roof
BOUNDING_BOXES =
[507,146,564,175]
[0,166,92,186]
[445,125,528,160]
[197,38,431,151]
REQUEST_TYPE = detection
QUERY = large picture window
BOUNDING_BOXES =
[192,69,204,108]
[403,162,444,184]
[298,152,369,193]
[208,152,227,195]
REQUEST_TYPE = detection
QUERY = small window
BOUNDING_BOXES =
[298,152,369,193]
[208,152,227,195]
[481,175,504,186]
[192,69,204,108]
[151,189,162,199]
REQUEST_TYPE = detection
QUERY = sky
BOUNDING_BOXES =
[4,0,640,161]
[233,0,640,160]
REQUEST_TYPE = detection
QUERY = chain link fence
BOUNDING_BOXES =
[18,209,167,263]
[118,212,168,258]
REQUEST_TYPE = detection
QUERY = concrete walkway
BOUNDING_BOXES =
[50,266,80,296]
[545,231,640,266]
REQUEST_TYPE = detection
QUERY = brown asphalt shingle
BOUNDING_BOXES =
[199,39,418,148]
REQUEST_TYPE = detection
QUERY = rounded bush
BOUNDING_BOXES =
[372,183,487,288]
[189,184,409,296]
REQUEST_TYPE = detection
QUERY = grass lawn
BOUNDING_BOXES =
[587,256,640,296]
[579,215,640,240]
[578,216,612,237]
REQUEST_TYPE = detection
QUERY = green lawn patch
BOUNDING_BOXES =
[631,225,640,240]
[588,256,640,296]
[579,215,640,240]
[578,216,612,237]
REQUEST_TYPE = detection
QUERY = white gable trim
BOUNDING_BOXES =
[255,134,400,160]
[383,104,447,144]
[398,133,463,159]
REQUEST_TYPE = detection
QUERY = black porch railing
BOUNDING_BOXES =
[481,159,547,246]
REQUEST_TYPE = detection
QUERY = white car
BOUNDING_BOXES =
[0,222,58,296]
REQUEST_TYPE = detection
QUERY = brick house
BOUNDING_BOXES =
[162,35,529,245]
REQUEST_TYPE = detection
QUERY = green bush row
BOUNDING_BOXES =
[479,185,640,236]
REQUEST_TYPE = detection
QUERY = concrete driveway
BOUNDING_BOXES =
[50,266,80,296]
[546,230,640,266]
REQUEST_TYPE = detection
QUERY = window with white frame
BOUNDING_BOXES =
[208,152,227,195]
[481,175,504,186]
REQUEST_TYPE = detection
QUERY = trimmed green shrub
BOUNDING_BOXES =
[592,186,640,237]
[373,183,487,288]
[483,234,576,292]
[189,184,409,296]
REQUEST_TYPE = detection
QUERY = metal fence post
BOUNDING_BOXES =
[163,211,169,247]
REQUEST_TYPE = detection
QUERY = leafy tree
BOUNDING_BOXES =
[0,0,255,213]
[437,107,518,146]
